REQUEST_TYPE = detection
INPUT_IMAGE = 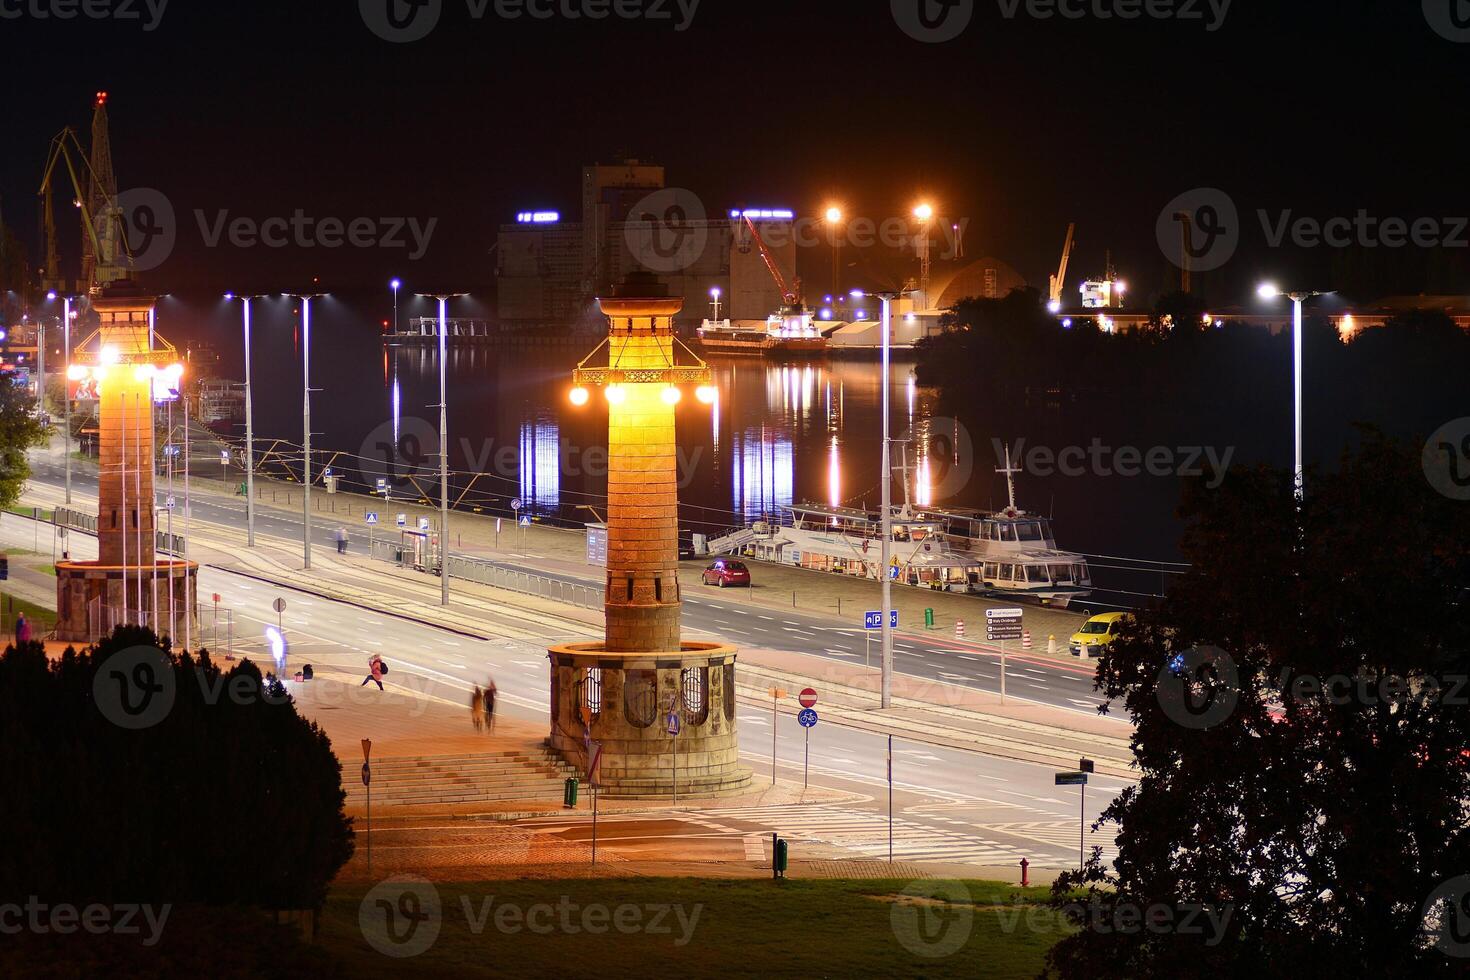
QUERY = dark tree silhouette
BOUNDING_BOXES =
[1043,434,1470,977]
[0,626,353,910]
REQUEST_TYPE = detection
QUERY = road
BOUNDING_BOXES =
[27,458,1116,721]
[6,481,1126,870]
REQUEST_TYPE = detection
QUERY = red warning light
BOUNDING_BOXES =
[94,91,109,107]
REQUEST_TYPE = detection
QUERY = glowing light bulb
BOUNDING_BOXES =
[101,345,121,365]
[67,365,88,381]
[133,364,156,382]
[569,386,590,406]
[605,385,626,405]
[695,385,717,405]
[661,386,681,405]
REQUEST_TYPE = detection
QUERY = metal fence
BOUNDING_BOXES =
[366,538,601,610]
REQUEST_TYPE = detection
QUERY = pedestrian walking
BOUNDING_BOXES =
[482,676,497,731]
[14,612,30,646]
[361,653,386,690]
[470,686,485,733]
[335,527,348,555]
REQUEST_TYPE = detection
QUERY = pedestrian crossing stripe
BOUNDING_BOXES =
[982,820,1120,858]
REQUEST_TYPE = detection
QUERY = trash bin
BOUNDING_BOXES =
[773,835,789,879]
[924,607,934,629]
[563,777,579,808]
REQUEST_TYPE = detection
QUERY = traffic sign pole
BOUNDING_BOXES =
[803,725,809,788]
[1001,639,1006,705]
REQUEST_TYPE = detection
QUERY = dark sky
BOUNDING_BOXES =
[3,0,1464,303]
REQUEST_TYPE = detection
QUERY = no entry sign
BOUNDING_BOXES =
[798,688,818,708]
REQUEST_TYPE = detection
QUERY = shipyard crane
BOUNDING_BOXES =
[38,92,132,294]
[738,213,804,309]
[1047,222,1075,313]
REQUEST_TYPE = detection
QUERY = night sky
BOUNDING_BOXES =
[3,1,1464,301]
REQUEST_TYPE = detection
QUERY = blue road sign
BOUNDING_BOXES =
[864,610,899,630]
[666,713,681,736]
[365,512,379,525]
[396,513,407,527]
[519,516,532,527]
[797,708,818,728]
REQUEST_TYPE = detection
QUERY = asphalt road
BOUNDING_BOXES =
[28,459,1118,721]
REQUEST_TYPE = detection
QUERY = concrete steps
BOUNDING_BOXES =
[347,749,581,807]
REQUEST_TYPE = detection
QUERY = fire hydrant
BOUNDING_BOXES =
[1020,857,1030,887]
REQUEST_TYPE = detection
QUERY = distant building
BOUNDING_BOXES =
[495,160,793,329]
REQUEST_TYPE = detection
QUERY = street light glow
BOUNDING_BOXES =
[913,203,933,221]
[569,386,590,406]
[695,385,717,404]
[825,206,842,224]
[605,385,626,405]
[1258,283,1282,299]
[661,386,681,405]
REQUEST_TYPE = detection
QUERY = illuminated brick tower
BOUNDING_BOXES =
[55,281,197,643]
[548,273,750,796]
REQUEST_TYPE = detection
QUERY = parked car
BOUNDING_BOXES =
[701,559,751,588]
[1069,611,1130,658]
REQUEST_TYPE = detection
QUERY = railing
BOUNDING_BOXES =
[367,538,601,610]
[52,507,186,557]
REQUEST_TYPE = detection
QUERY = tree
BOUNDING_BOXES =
[1044,433,1470,977]
[0,627,354,910]
[0,374,47,508]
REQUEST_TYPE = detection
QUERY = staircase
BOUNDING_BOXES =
[705,527,757,555]
[345,747,581,808]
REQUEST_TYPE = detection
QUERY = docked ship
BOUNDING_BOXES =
[917,447,1093,608]
[695,211,829,358]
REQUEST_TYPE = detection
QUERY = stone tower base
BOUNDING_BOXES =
[548,641,751,798]
[55,559,198,646]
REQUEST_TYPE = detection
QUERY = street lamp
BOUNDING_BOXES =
[390,279,401,335]
[47,291,76,504]
[417,291,468,607]
[225,293,267,546]
[1258,282,1329,501]
[825,206,844,297]
[852,285,915,709]
[709,286,722,322]
[285,292,326,569]
[912,203,935,310]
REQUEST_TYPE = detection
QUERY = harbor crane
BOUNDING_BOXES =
[1047,222,1075,313]
[737,213,804,309]
[38,92,132,295]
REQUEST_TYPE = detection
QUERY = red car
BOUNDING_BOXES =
[701,559,751,588]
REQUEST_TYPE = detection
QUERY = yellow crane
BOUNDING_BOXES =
[1047,222,1075,313]
[38,92,132,295]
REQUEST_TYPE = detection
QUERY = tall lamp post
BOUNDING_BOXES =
[417,291,467,606]
[852,285,915,709]
[48,291,74,504]
[225,293,266,546]
[912,203,934,311]
[285,292,326,569]
[825,206,844,299]
[1258,283,1329,501]
[390,278,401,334]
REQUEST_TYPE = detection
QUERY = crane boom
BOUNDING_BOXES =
[741,214,802,307]
[1048,222,1075,306]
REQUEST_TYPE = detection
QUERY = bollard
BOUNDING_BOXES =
[955,619,965,638]
[1020,857,1030,887]
[1022,629,1032,651]
[924,607,934,629]
[1048,634,1057,655]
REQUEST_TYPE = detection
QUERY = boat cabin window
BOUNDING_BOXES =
[1000,564,1015,580]
[1000,524,1018,542]
[1049,563,1072,582]
[984,562,999,578]
[1016,522,1044,542]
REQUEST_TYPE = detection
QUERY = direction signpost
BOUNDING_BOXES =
[1055,764,1090,872]
[864,610,897,666]
[797,706,818,788]
[986,607,1024,704]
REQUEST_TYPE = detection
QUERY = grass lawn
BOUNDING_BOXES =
[320,877,1071,978]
